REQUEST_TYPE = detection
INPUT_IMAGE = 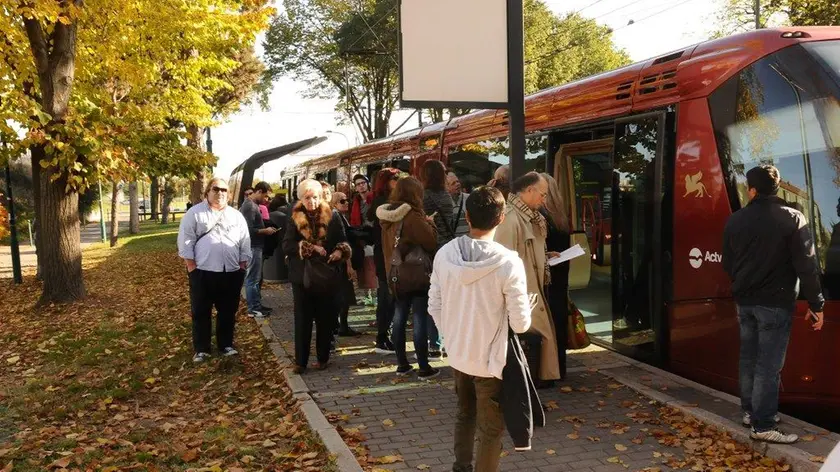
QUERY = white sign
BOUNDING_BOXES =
[399,0,509,108]
[689,248,722,269]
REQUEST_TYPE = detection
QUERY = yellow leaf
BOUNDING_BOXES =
[429,409,437,415]
[607,457,621,463]
[144,377,156,385]
[417,465,431,470]
[241,455,254,464]
[499,451,509,458]
[801,434,816,442]
[5,356,19,365]
[382,419,395,427]
[546,449,556,455]
[615,444,627,452]
[377,455,403,464]
[566,432,579,440]
[45,385,60,392]
[810,456,826,463]
[653,451,662,458]
[263,439,276,447]
[560,386,573,393]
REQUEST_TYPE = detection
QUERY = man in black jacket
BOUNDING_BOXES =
[722,165,824,445]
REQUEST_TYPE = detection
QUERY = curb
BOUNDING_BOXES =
[594,350,829,472]
[253,318,365,472]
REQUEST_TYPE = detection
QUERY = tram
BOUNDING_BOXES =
[275,28,840,416]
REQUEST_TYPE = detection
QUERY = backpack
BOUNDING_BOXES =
[388,219,433,297]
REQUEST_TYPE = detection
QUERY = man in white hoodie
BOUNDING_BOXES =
[429,186,533,472]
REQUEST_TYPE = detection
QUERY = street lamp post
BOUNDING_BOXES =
[326,130,352,149]
[97,168,106,243]
[4,162,22,284]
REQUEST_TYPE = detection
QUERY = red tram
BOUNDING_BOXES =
[271,28,840,417]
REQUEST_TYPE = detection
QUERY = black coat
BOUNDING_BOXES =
[282,202,350,286]
[502,330,545,451]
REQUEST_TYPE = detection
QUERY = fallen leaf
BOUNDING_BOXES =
[810,456,826,463]
[546,449,556,455]
[499,451,509,458]
[376,455,403,464]
[429,409,437,415]
[5,356,19,365]
[801,434,816,442]
[263,439,277,447]
[49,455,72,469]
[181,449,198,462]
[587,436,601,442]
[417,465,431,470]
[382,419,395,427]
[566,432,579,440]
[615,444,627,452]
[560,386,573,393]
[607,457,621,463]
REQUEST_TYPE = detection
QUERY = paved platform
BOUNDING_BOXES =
[262,284,838,472]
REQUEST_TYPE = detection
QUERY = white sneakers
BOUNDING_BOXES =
[742,412,781,427]
[193,352,211,363]
[750,428,799,444]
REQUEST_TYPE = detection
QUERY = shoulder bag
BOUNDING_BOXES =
[303,255,339,294]
[388,219,433,297]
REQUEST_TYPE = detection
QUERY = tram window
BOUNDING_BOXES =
[711,43,840,298]
[448,138,509,191]
[525,135,548,173]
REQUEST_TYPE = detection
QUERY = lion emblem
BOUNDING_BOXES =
[684,171,709,198]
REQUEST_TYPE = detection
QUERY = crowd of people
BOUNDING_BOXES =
[175,162,829,471]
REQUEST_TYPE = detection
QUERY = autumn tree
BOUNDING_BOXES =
[0,0,271,303]
[712,0,839,36]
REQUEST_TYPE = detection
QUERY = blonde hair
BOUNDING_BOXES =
[204,178,227,198]
[331,192,347,208]
[541,173,570,233]
[297,178,323,200]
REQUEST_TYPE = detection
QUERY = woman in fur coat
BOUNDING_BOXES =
[283,179,352,374]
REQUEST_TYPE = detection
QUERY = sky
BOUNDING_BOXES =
[211,0,721,180]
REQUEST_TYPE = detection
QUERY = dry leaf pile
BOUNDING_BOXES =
[0,230,332,471]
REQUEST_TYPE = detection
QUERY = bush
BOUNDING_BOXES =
[0,198,9,242]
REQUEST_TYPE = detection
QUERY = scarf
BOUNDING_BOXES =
[350,193,371,227]
[509,193,551,285]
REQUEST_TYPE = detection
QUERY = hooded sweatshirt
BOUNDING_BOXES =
[428,236,532,379]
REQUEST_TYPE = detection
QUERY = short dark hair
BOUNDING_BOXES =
[254,181,272,194]
[422,159,447,191]
[244,187,254,193]
[466,186,506,231]
[746,165,780,196]
[269,194,288,212]
[511,171,543,194]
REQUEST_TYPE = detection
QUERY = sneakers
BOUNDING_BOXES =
[428,350,443,361]
[221,347,238,357]
[742,412,781,427]
[396,364,415,376]
[750,428,798,444]
[375,340,396,355]
[247,310,267,319]
[193,352,211,363]
[418,367,440,380]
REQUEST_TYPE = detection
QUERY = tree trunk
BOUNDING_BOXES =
[150,176,160,221]
[129,181,139,234]
[37,161,85,304]
[186,125,206,204]
[161,177,174,224]
[109,180,120,247]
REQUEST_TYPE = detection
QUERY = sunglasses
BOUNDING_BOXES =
[338,199,349,204]
[212,187,229,193]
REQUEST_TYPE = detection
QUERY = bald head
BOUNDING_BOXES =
[494,165,510,183]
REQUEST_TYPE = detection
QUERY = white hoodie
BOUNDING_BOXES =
[428,236,532,380]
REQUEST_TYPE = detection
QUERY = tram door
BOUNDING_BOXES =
[557,111,669,361]
[611,112,668,360]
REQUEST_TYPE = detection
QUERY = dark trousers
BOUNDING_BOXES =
[547,283,569,379]
[737,304,793,432]
[375,270,395,344]
[337,276,355,332]
[393,294,430,369]
[453,370,504,472]
[292,283,337,368]
[189,269,245,354]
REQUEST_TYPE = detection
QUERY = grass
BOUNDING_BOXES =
[0,223,335,471]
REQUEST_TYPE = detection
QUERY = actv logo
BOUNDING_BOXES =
[689,248,722,269]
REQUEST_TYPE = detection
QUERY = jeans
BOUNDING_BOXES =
[453,370,504,472]
[428,317,441,351]
[245,247,264,313]
[393,294,430,370]
[189,269,245,353]
[737,304,793,432]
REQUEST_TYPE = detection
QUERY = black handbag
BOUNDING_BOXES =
[388,220,433,296]
[303,255,339,294]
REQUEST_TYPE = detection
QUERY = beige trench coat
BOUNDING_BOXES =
[494,204,561,381]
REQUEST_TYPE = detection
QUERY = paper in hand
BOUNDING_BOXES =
[548,244,586,266]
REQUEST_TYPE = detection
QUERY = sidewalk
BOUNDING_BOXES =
[261,284,837,472]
